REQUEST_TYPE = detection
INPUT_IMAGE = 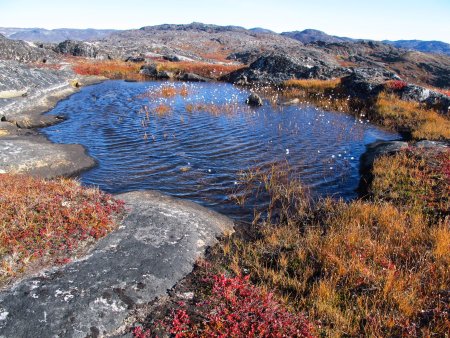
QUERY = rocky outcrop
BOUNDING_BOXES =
[0,190,234,337]
[399,84,450,113]
[0,60,103,122]
[0,34,56,63]
[341,67,401,99]
[225,53,348,85]
[0,135,96,178]
[54,40,98,58]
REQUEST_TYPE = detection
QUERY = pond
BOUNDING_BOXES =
[43,80,399,221]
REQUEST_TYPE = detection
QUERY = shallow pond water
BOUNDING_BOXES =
[43,80,399,221]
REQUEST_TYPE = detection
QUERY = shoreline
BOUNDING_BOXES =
[0,75,106,178]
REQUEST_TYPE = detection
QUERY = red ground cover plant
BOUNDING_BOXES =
[385,80,408,91]
[436,88,450,97]
[0,174,124,284]
[133,273,314,337]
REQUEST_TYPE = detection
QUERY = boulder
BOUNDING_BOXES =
[54,40,98,58]
[163,54,195,62]
[156,70,173,79]
[139,63,158,77]
[124,56,145,63]
[341,68,401,99]
[360,140,409,174]
[400,84,450,114]
[139,64,175,79]
[246,93,263,106]
[178,72,209,82]
[163,54,182,62]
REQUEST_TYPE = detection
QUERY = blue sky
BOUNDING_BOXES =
[1,0,449,42]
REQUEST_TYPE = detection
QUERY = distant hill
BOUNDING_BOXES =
[281,29,450,56]
[281,29,353,44]
[249,27,276,34]
[382,40,450,56]
[0,28,119,43]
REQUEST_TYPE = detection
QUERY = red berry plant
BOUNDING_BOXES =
[134,272,314,337]
[0,174,124,285]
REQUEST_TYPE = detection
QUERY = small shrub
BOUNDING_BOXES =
[164,274,314,337]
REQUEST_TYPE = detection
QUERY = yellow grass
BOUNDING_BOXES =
[283,78,341,91]
[374,92,450,140]
[208,156,450,336]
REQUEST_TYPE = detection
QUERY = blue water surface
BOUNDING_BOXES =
[43,80,400,220]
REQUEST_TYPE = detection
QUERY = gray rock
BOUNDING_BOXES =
[360,140,409,175]
[0,135,96,178]
[400,84,450,113]
[246,93,263,106]
[10,114,65,129]
[139,63,158,77]
[415,140,449,149]
[163,54,182,62]
[156,70,173,79]
[124,56,145,63]
[225,52,347,85]
[0,121,18,135]
[54,40,98,58]
[178,72,209,82]
[0,34,56,63]
[0,60,104,122]
[0,190,234,338]
[341,67,401,99]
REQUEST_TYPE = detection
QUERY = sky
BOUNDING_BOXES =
[0,0,449,42]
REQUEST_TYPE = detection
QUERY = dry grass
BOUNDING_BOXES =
[278,79,361,114]
[207,157,450,337]
[185,102,250,116]
[278,80,450,141]
[139,84,191,100]
[371,148,449,221]
[0,174,124,286]
[156,61,244,79]
[283,78,341,92]
[71,59,144,80]
[154,104,171,116]
[373,92,450,140]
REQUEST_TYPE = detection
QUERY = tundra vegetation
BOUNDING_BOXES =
[280,78,450,140]
[1,50,449,336]
[140,148,448,337]
[0,174,124,287]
